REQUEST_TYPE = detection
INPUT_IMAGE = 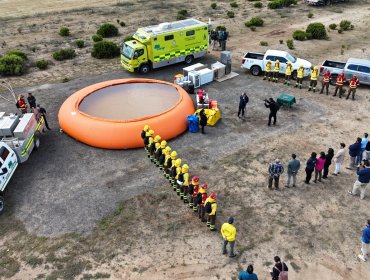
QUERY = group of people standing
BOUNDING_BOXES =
[16,93,51,130]
[209,29,228,51]
[262,60,361,100]
[141,125,218,231]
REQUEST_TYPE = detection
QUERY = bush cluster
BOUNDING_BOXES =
[76,40,85,48]
[97,23,119,38]
[36,59,48,70]
[227,11,235,18]
[254,2,263,8]
[307,12,314,18]
[339,20,351,30]
[215,26,226,31]
[59,27,70,37]
[211,3,217,9]
[6,50,27,60]
[286,39,294,49]
[260,41,268,46]
[245,17,264,27]
[268,0,296,9]
[0,54,26,76]
[52,48,76,61]
[92,34,103,42]
[91,41,120,59]
[230,2,238,7]
[306,22,327,39]
[177,9,188,20]
[329,23,337,30]
[292,30,308,41]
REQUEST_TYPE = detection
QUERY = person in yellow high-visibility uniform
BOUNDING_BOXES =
[308,66,319,92]
[284,62,293,86]
[221,217,237,257]
[174,159,182,192]
[159,146,170,172]
[179,164,189,202]
[263,60,272,81]
[155,140,167,167]
[295,65,305,89]
[205,192,217,231]
[144,129,154,156]
[149,135,161,162]
[273,59,280,82]
[165,151,176,180]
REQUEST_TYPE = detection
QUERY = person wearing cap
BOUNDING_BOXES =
[348,159,370,200]
[141,125,149,141]
[333,72,346,98]
[164,150,176,179]
[221,217,237,257]
[188,176,199,209]
[205,192,217,231]
[347,74,360,100]
[268,159,284,190]
[197,184,208,221]
[159,146,170,172]
[179,164,189,202]
[320,70,331,95]
[358,219,370,262]
[284,62,293,86]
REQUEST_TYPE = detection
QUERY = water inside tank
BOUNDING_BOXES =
[78,83,180,120]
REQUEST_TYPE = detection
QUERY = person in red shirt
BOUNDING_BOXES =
[347,75,360,100]
[16,95,27,114]
[333,72,346,98]
[320,70,331,95]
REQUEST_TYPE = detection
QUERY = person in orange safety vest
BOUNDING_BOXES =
[320,70,331,95]
[333,72,346,98]
[346,75,360,100]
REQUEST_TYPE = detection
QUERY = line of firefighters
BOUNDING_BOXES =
[141,125,218,231]
[263,60,360,100]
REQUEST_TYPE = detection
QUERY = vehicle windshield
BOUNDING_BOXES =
[121,43,134,59]
[286,53,297,63]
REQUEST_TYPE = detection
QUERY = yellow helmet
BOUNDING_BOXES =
[267,60,271,63]
[287,61,292,65]
[155,142,160,149]
[154,135,161,142]
[314,66,318,70]
[143,125,149,131]
[171,151,177,159]
[160,140,167,148]
[175,158,182,167]
[275,59,279,63]
[300,65,304,68]
[165,146,171,152]
[148,137,153,145]
[182,164,189,172]
[148,130,154,136]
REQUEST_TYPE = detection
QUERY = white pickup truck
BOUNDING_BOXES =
[241,49,312,79]
[0,112,45,215]
[320,58,370,85]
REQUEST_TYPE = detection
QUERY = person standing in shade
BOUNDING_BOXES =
[357,133,369,164]
[264,98,280,126]
[268,159,284,190]
[358,219,370,262]
[199,108,207,134]
[305,152,317,184]
[285,154,300,188]
[314,152,326,183]
[348,159,370,200]
[333,143,346,176]
[238,93,249,119]
[238,265,258,280]
[27,92,36,109]
[323,148,334,179]
[347,138,362,169]
[271,256,288,280]
[36,104,51,130]
[221,217,236,258]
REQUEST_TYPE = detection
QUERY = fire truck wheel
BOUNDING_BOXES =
[34,133,41,150]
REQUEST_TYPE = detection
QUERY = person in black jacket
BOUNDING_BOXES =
[36,104,51,130]
[323,148,334,179]
[27,93,36,109]
[199,109,207,134]
[305,152,317,184]
[237,93,249,119]
[264,98,280,126]
[271,256,288,280]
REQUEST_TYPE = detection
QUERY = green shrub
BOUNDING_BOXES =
[211,3,217,9]
[76,40,85,48]
[268,0,296,9]
[52,48,76,61]
[178,9,188,16]
[306,22,327,39]
[286,39,294,49]
[254,2,263,8]
[0,54,26,76]
[59,27,70,36]
[230,2,238,7]
[36,59,48,70]
[279,39,283,44]
[123,35,134,42]
[91,41,120,59]
[6,50,27,60]
[338,29,343,34]
[292,30,307,41]
[307,12,314,18]
[260,41,268,46]
[250,26,256,31]
[176,15,186,20]
[216,26,226,31]
[339,20,351,31]
[329,23,337,30]
[120,21,126,27]
[227,11,235,18]
[245,17,264,27]
[92,34,103,42]
[97,23,119,38]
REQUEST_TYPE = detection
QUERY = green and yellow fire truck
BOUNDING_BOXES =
[121,18,209,74]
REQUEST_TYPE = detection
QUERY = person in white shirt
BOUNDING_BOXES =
[333,143,346,176]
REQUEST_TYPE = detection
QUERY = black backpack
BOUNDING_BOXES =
[205,201,214,213]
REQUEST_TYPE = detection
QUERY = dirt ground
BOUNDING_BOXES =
[1,0,370,279]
